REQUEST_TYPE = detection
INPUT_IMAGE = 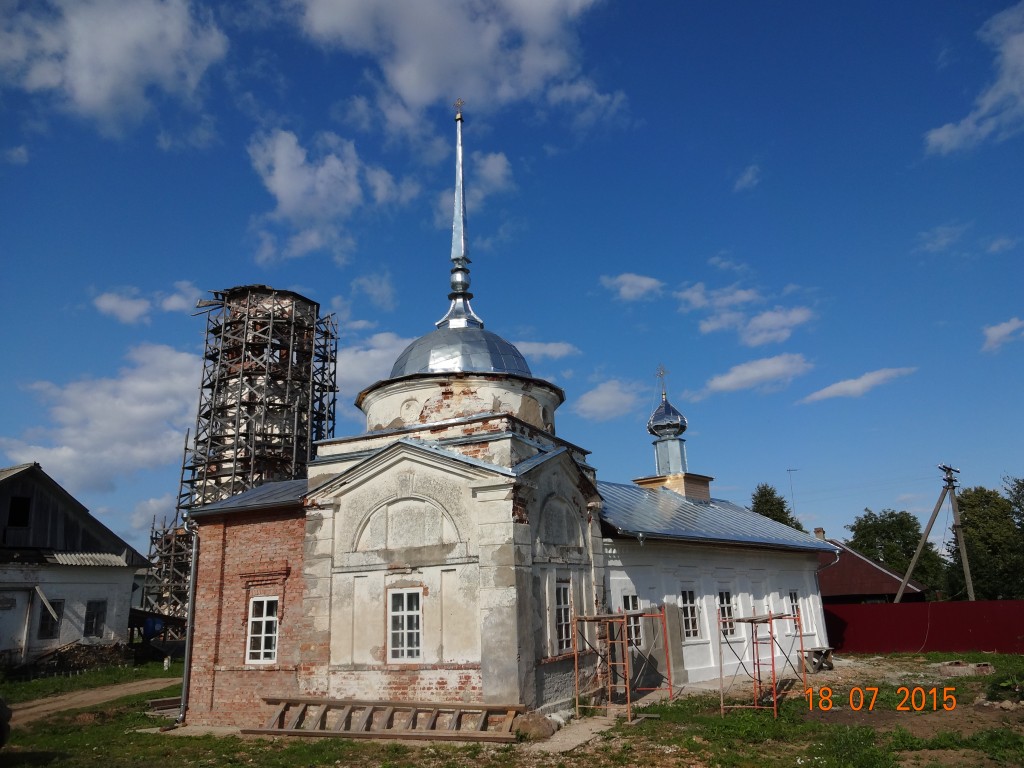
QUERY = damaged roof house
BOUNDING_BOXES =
[0,463,147,666]
[184,110,835,727]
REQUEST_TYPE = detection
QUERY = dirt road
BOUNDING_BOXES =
[9,677,182,726]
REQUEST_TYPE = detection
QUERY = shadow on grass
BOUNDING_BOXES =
[1,749,71,766]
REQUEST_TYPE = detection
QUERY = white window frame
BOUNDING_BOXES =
[679,589,701,640]
[388,588,422,662]
[554,578,572,654]
[246,596,279,664]
[622,594,642,647]
[717,589,737,638]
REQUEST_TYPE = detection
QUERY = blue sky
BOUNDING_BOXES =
[2,1,1022,555]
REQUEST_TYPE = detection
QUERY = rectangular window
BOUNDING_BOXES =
[788,590,801,619]
[622,594,642,647]
[7,496,30,527]
[246,596,279,663]
[717,590,736,637]
[84,600,107,638]
[554,580,572,653]
[389,588,422,661]
[38,599,64,640]
[680,590,700,639]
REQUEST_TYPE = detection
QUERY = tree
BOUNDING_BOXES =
[947,486,1024,600]
[845,508,946,596]
[750,483,805,531]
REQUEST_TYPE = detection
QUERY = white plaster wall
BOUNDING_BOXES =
[603,540,828,684]
[0,565,135,661]
[359,376,563,434]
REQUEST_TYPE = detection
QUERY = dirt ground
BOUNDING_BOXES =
[800,655,1023,767]
[8,677,183,726]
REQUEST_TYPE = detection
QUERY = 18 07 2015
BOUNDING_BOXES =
[804,686,957,712]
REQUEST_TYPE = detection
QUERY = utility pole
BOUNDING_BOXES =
[786,468,798,516]
[895,464,975,603]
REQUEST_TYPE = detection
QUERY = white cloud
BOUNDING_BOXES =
[159,280,201,311]
[290,0,621,138]
[351,273,396,311]
[93,280,201,323]
[690,354,813,400]
[740,306,814,346]
[546,77,628,131]
[675,282,761,312]
[925,2,1024,154]
[573,379,642,421]
[987,235,1019,253]
[708,253,750,274]
[249,129,421,263]
[130,493,176,532]
[433,149,516,228]
[0,0,227,136]
[94,289,152,324]
[799,367,917,404]
[981,316,1024,351]
[915,222,971,253]
[4,145,29,164]
[733,163,761,191]
[0,344,199,493]
[512,341,581,360]
[334,331,415,420]
[600,273,665,301]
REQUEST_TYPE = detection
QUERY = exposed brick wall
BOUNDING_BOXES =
[187,507,306,727]
[329,667,484,703]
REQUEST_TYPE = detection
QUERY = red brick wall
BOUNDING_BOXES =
[329,667,483,703]
[187,507,306,727]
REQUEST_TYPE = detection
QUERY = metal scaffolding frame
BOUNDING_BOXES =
[177,285,338,513]
[142,285,338,628]
[718,612,807,719]
[573,604,673,722]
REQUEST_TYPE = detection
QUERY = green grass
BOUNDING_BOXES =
[2,661,184,704]
[5,654,1024,768]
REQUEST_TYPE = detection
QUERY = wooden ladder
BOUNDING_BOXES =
[241,698,526,742]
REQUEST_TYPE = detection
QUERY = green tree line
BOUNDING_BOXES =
[749,476,1024,600]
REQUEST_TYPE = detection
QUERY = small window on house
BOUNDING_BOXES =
[246,596,279,663]
[717,590,736,637]
[84,600,107,638]
[680,590,700,639]
[389,588,422,661]
[622,594,642,647]
[554,580,572,653]
[7,496,30,527]
[38,599,65,640]
[788,590,801,618]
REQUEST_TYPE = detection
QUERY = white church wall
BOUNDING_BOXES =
[604,538,828,684]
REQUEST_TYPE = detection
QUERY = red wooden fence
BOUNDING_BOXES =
[824,600,1024,654]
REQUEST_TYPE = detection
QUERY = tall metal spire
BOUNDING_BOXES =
[437,99,484,330]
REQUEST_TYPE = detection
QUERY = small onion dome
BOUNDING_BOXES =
[390,326,532,378]
[647,393,687,438]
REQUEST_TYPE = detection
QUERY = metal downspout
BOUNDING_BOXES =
[175,519,200,725]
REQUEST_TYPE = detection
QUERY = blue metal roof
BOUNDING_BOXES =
[188,478,309,517]
[597,480,836,553]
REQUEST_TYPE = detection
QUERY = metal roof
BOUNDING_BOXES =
[597,480,837,553]
[49,552,130,567]
[188,478,310,517]
[389,326,532,378]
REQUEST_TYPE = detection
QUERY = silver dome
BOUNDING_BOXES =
[390,326,532,378]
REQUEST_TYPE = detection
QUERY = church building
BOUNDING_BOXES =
[184,108,834,727]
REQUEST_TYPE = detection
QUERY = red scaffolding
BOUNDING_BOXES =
[718,611,807,718]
